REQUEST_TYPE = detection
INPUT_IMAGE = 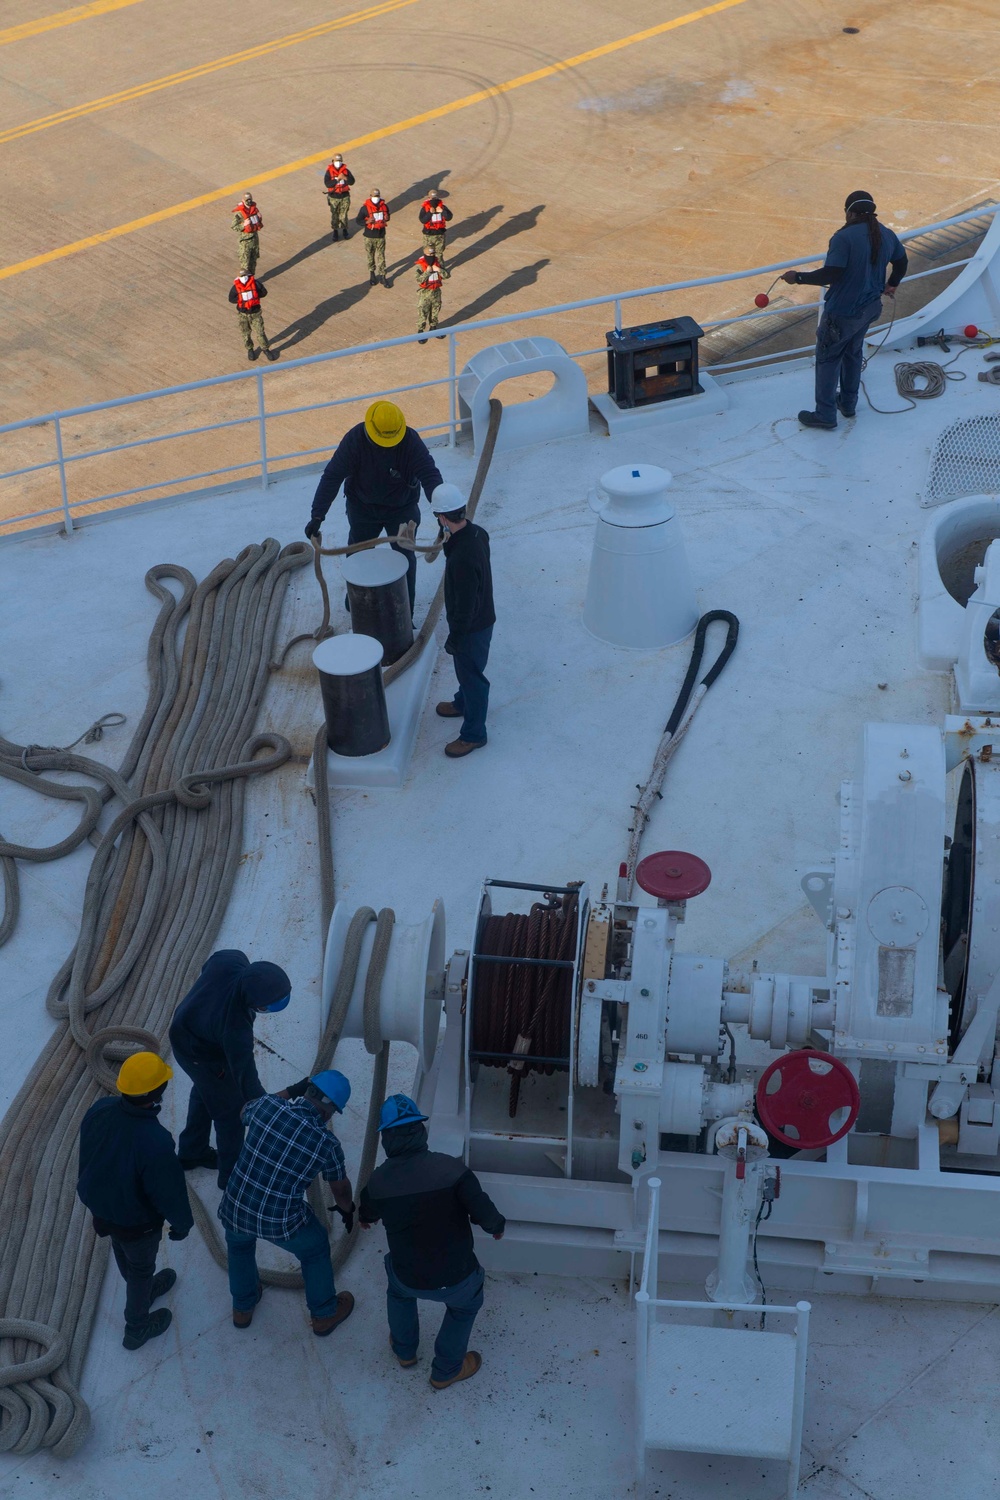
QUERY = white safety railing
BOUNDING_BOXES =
[0,206,993,535]
[634,1176,811,1497]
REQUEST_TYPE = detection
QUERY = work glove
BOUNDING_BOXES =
[304,519,322,541]
[443,635,455,655]
[168,1227,190,1242]
[332,1202,356,1235]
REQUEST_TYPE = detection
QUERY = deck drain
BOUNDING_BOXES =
[843,26,860,33]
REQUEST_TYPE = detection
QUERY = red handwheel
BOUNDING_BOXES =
[756,1049,860,1149]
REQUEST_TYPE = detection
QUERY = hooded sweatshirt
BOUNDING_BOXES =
[77,1097,194,1240]
[168,949,289,1103]
[359,1122,505,1289]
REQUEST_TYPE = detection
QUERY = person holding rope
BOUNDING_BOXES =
[76,1052,192,1351]
[433,483,495,758]
[304,401,443,616]
[783,190,908,429]
[169,949,292,1188]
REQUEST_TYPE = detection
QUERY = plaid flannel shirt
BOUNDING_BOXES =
[218,1094,346,1242]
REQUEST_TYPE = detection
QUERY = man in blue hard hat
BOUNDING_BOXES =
[360,1094,505,1390]
[169,949,293,1189]
[218,1070,357,1335]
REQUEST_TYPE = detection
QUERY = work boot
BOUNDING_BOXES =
[151,1269,177,1304]
[179,1148,218,1171]
[430,1351,482,1390]
[342,228,349,239]
[391,1335,417,1369]
[123,1308,172,1351]
[331,231,338,243]
[797,409,836,430]
[264,349,279,361]
[233,1282,264,1330]
[312,1291,355,1337]
[436,701,462,718]
[247,348,259,362]
[370,273,377,286]
[836,395,857,418]
[445,738,486,758]
[381,276,391,289]
[418,337,428,345]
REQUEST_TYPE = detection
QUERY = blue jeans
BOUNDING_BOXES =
[225,1210,338,1318]
[813,297,881,423]
[384,1254,484,1381]
[450,625,493,744]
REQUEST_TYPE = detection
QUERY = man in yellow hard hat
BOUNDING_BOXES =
[304,401,444,616]
[77,1052,193,1351]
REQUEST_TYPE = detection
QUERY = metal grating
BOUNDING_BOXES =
[925,414,1000,507]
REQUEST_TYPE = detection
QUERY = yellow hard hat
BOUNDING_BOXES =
[117,1052,173,1096]
[364,401,406,447]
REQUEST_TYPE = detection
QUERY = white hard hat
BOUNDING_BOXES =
[431,483,466,516]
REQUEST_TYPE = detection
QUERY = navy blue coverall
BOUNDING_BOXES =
[169,950,290,1187]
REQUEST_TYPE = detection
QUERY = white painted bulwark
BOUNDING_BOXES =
[583,463,699,648]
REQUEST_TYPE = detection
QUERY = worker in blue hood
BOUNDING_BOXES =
[169,949,291,1188]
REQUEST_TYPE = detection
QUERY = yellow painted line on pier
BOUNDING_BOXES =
[0,0,145,49]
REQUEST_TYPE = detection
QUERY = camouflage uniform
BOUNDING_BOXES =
[238,310,271,353]
[232,201,261,275]
[329,193,351,234]
[421,231,450,271]
[365,236,387,280]
[416,258,444,334]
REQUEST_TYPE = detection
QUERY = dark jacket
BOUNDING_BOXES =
[228,281,268,305]
[309,422,444,525]
[359,1122,505,1289]
[168,949,289,1104]
[324,166,355,193]
[77,1097,193,1240]
[419,202,453,231]
[443,521,495,644]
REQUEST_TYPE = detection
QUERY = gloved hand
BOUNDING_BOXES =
[443,635,455,655]
[168,1227,190,1242]
[492,1231,505,1241]
[333,1202,356,1235]
[304,519,322,541]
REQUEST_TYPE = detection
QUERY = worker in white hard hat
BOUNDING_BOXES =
[304,401,444,616]
[432,483,496,758]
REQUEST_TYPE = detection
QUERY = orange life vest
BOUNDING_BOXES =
[417,257,443,290]
[327,164,350,194]
[235,201,262,234]
[422,200,447,232]
[234,276,261,311]
[364,199,388,231]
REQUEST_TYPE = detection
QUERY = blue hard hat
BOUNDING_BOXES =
[310,1070,351,1113]
[262,994,290,1014]
[378,1094,428,1132]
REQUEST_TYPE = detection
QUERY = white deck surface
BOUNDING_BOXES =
[2,343,999,1497]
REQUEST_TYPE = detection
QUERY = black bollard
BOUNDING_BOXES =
[313,634,390,757]
[343,548,414,666]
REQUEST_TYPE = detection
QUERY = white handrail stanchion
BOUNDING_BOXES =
[635,1288,649,1485]
[53,416,72,534]
[257,371,269,491]
[448,333,457,448]
[788,1301,812,1500]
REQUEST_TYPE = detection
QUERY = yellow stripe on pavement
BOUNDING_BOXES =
[0,0,144,49]
[0,0,751,282]
[0,0,421,146]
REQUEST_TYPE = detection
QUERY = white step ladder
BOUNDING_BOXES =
[635,1178,810,1498]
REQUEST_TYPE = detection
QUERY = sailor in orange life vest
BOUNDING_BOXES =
[357,189,391,287]
[323,154,355,241]
[418,194,453,271]
[232,191,263,276]
[416,250,447,343]
[228,275,279,363]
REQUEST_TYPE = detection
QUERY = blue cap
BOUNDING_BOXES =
[310,1070,351,1113]
[262,994,290,1014]
[378,1094,427,1132]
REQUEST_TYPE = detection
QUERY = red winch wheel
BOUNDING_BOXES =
[755,1048,860,1149]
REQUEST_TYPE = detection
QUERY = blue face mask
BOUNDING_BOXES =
[261,994,290,1014]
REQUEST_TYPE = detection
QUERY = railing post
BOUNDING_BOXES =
[614,298,622,331]
[53,416,73,533]
[257,371,269,490]
[448,333,457,448]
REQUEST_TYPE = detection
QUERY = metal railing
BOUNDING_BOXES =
[1,205,993,535]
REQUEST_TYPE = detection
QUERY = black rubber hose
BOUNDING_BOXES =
[664,610,741,737]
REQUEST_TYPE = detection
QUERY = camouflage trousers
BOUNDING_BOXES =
[328,193,350,231]
[417,288,442,333]
[422,231,448,271]
[237,310,270,352]
[364,236,387,279]
[238,235,259,275]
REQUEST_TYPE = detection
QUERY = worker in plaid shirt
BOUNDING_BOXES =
[218,1070,356,1335]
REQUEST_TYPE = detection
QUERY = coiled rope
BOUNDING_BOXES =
[0,539,309,1456]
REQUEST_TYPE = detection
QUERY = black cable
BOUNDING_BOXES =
[752,1198,772,1328]
[722,1022,737,1084]
[664,610,740,736]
